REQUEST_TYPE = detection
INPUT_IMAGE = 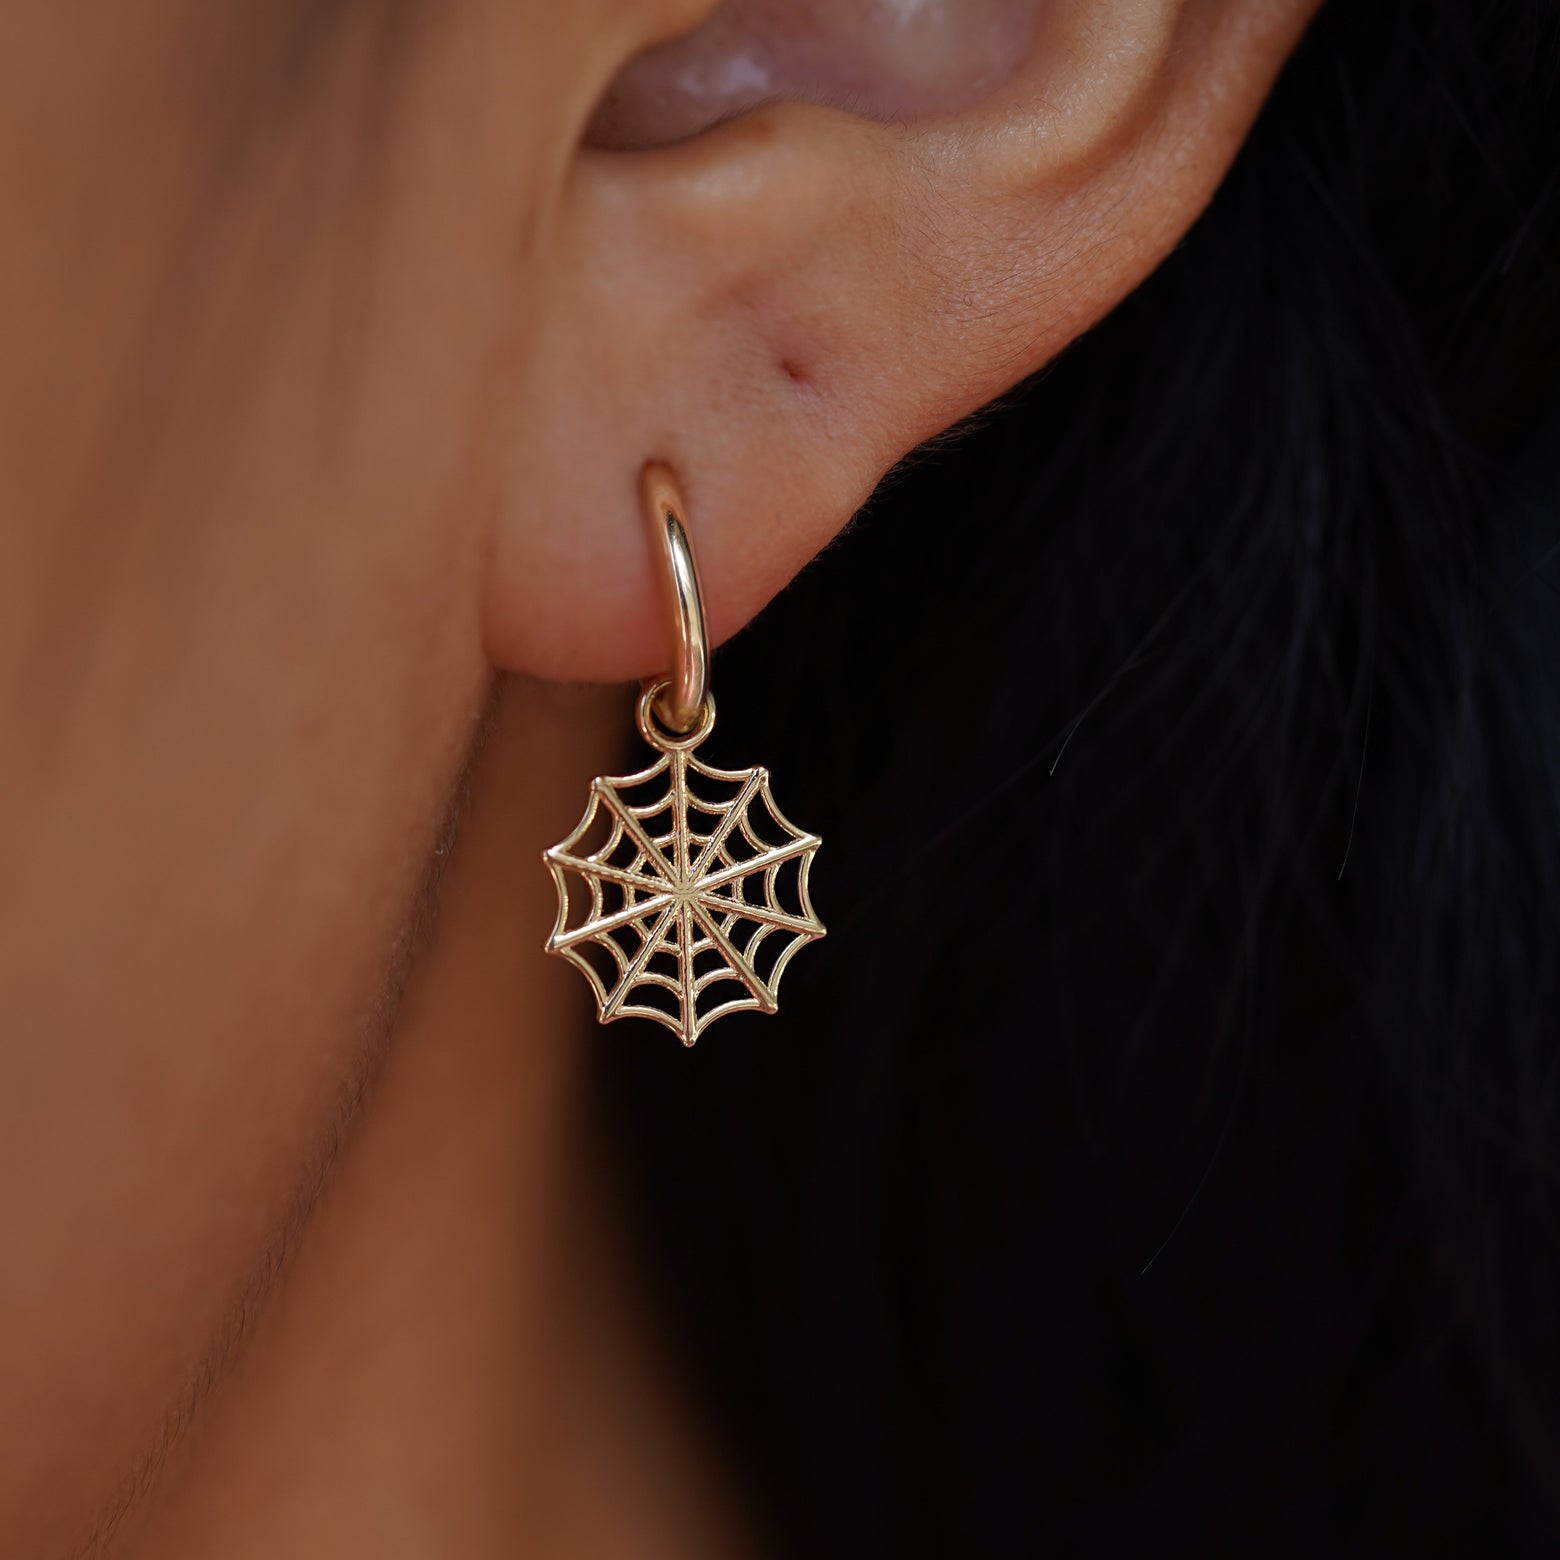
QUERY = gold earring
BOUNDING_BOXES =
[542,463,825,1046]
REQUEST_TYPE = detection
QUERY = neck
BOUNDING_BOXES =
[114,677,760,1560]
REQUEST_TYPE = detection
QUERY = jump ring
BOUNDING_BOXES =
[637,678,716,752]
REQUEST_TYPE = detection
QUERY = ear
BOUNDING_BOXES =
[484,0,1319,684]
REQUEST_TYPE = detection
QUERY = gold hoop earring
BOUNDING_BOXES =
[541,463,826,1047]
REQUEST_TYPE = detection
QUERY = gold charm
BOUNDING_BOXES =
[542,466,824,1046]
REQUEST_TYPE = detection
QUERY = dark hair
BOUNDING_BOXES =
[597,2,1560,1553]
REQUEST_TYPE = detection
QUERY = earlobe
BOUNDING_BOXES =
[482,0,1319,689]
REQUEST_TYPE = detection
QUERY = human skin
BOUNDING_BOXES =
[0,1,1317,1553]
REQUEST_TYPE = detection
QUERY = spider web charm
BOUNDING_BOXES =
[542,708,824,1047]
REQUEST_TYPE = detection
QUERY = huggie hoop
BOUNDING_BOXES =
[641,462,709,733]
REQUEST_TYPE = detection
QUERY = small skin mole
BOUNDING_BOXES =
[779,358,808,386]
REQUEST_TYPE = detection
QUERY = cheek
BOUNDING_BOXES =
[0,535,491,1556]
[0,366,496,1551]
[0,7,567,1546]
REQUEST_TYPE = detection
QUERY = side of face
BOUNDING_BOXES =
[0,1,661,1547]
[0,0,1316,1549]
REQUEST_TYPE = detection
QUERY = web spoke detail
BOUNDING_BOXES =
[544,747,824,1045]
